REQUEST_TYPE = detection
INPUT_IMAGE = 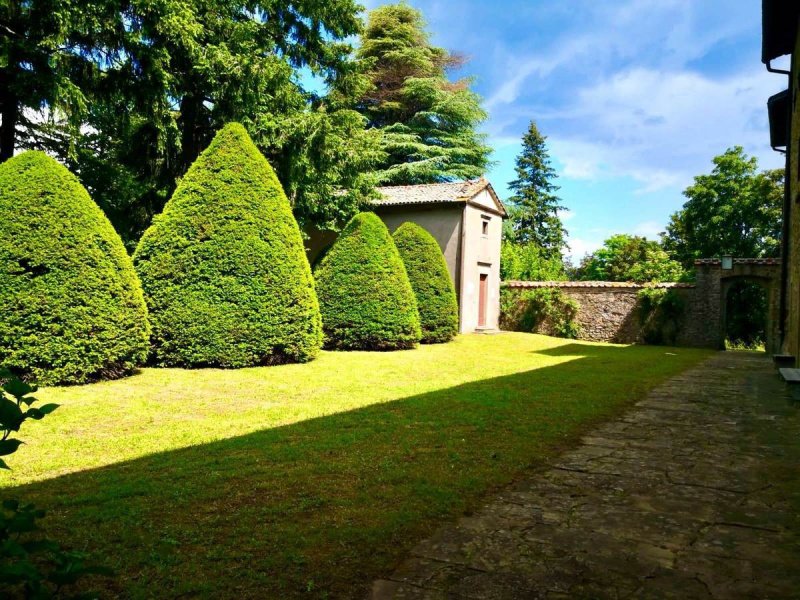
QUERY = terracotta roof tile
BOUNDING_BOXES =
[371,178,507,216]
[694,258,781,266]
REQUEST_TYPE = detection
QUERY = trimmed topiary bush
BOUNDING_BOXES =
[392,222,459,343]
[133,123,322,367]
[315,212,421,350]
[0,151,150,385]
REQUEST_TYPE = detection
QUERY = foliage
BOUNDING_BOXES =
[392,222,459,343]
[663,147,783,267]
[576,234,685,283]
[3,336,710,597]
[314,212,421,350]
[0,151,150,385]
[0,370,109,598]
[505,121,567,258]
[356,3,492,184]
[500,288,580,339]
[4,0,375,246]
[637,287,685,346]
[500,241,567,282]
[134,123,322,367]
[725,281,767,349]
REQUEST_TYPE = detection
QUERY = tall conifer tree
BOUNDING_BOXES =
[356,3,491,184]
[507,121,567,259]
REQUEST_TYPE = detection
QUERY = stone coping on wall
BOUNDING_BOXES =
[503,281,696,289]
[694,258,781,266]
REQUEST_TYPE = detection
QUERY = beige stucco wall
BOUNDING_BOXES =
[374,205,464,296]
[459,204,502,332]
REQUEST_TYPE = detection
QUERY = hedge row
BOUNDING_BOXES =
[1,124,460,384]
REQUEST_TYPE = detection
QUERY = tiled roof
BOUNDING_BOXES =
[694,258,781,266]
[503,281,695,289]
[372,178,506,215]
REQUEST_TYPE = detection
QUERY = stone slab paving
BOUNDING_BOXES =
[370,352,800,599]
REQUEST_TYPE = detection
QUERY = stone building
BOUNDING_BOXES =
[763,1,800,362]
[307,178,507,334]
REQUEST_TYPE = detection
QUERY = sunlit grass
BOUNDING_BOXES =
[2,333,711,598]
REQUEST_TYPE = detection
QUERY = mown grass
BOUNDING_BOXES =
[1,333,711,598]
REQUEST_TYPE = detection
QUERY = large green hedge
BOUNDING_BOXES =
[0,152,150,385]
[392,222,459,343]
[315,212,421,350]
[133,123,322,367]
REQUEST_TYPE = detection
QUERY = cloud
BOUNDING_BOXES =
[565,237,604,262]
[632,220,665,239]
[545,67,784,193]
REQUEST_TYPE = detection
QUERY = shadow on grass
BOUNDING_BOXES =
[4,343,708,599]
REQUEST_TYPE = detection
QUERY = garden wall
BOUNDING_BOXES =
[502,281,716,348]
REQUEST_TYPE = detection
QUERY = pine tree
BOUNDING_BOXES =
[507,121,567,259]
[356,3,491,184]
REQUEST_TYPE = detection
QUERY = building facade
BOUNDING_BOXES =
[763,1,800,361]
[307,179,507,334]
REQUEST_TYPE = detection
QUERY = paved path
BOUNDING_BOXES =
[370,352,800,599]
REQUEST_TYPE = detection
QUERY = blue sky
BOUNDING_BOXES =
[360,0,789,260]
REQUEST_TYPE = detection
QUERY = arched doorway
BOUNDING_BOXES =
[723,278,769,350]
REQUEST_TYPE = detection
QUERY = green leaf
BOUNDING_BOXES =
[0,397,24,431]
[0,439,23,456]
[2,378,36,399]
[37,403,59,415]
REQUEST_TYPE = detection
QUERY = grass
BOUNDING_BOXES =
[2,333,711,598]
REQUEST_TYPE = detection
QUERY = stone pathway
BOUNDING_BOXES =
[370,352,800,599]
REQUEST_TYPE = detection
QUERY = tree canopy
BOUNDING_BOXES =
[2,0,377,247]
[575,234,685,283]
[355,3,492,185]
[663,147,783,267]
[505,121,567,258]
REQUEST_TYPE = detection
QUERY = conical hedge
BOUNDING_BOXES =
[315,212,421,350]
[0,152,150,385]
[133,123,322,367]
[393,222,459,343]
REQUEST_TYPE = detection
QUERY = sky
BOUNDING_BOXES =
[360,0,789,261]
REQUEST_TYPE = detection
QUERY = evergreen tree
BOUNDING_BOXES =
[393,222,459,343]
[506,121,567,258]
[0,152,150,385]
[356,3,491,184]
[134,124,322,367]
[314,213,421,350]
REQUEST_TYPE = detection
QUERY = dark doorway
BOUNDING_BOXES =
[724,280,767,351]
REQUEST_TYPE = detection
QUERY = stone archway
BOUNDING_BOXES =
[694,259,782,353]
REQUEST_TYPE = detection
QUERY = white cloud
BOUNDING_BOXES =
[632,220,665,239]
[565,237,604,262]
[546,67,784,193]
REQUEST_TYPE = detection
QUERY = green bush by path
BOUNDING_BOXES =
[133,123,322,367]
[0,152,150,385]
[315,212,421,350]
[393,222,459,343]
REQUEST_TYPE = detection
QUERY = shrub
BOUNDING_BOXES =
[392,222,459,343]
[133,123,322,367]
[500,287,580,339]
[0,152,150,385]
[315,212,421,350]
[637,286,685,345]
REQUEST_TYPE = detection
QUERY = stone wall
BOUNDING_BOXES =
[502,281,708,347]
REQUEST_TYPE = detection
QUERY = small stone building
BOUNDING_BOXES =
[307,178,507,333]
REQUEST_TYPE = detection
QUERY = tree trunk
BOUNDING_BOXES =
[0,65,19,163]
[179,94,204,171]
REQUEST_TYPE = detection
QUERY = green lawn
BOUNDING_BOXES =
[2,333,710,598]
